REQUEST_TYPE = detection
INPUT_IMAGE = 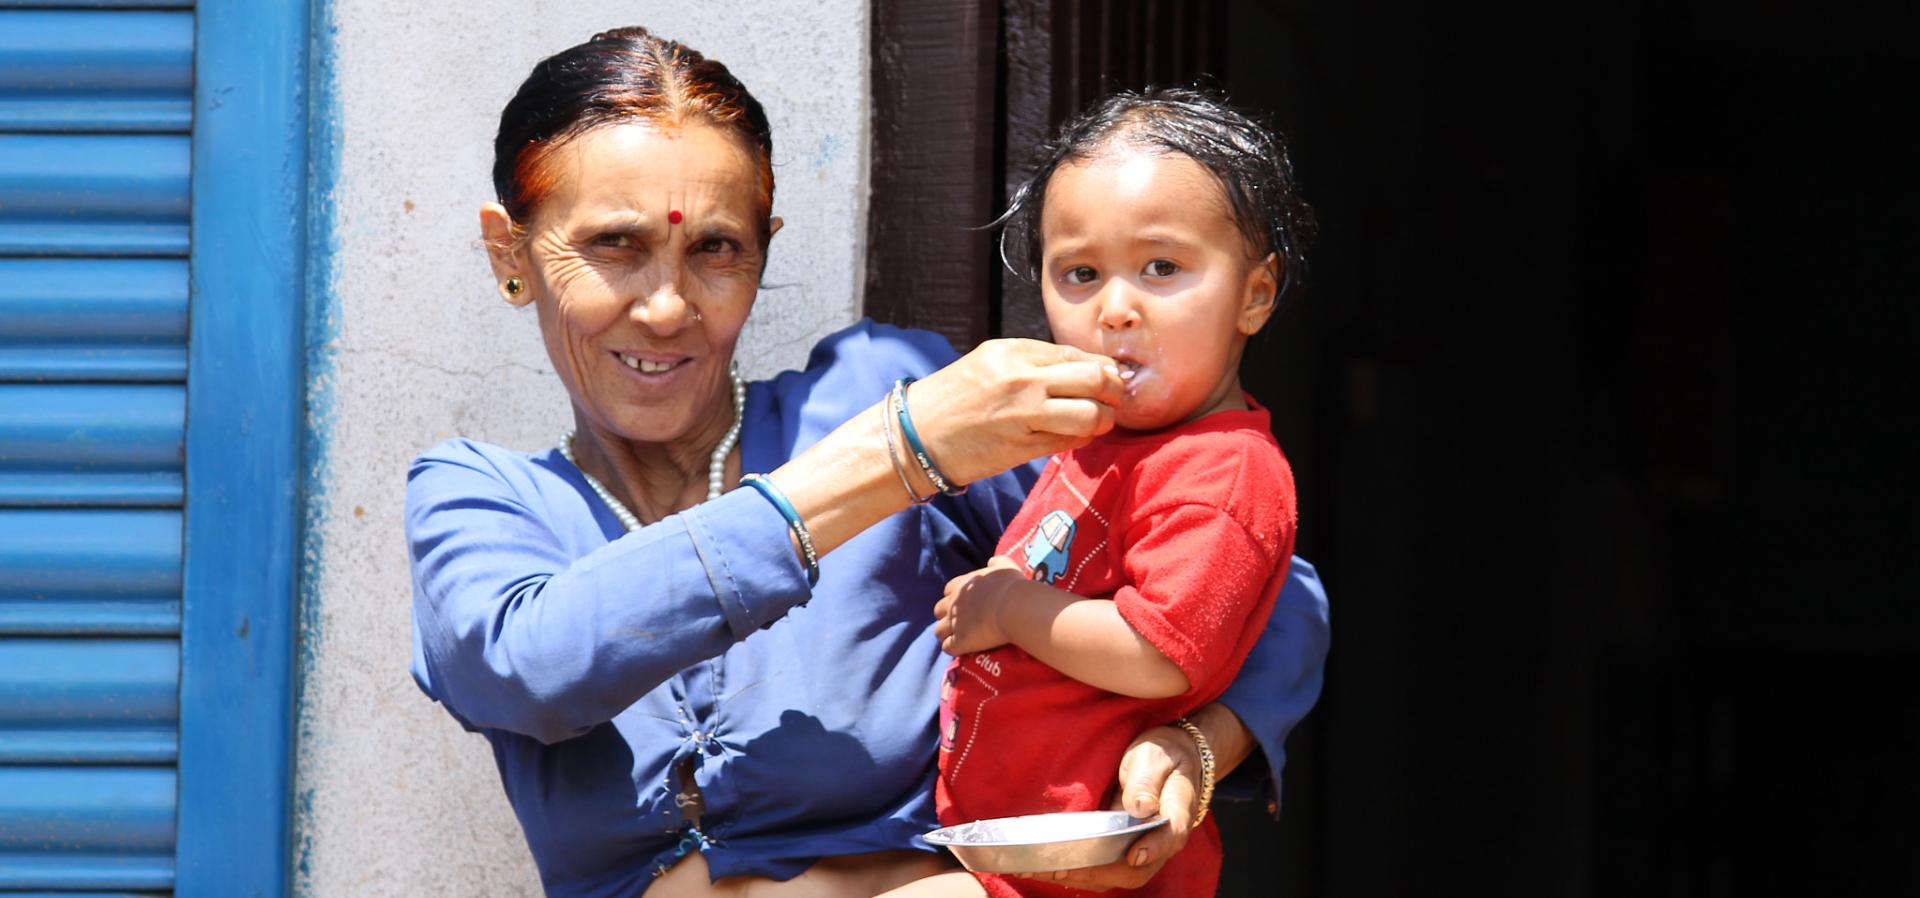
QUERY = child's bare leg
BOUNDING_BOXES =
[871,869,988,898]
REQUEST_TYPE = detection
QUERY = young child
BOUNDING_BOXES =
[888,88,1318,898]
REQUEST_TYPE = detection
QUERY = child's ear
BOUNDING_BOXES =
[1237,253,1283,336]
[479,202,534,307]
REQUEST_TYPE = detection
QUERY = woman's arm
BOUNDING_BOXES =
[409,336,1125,743]
[408,451,818,743]
[773,338,1123,556]
[1214,555,1331,812]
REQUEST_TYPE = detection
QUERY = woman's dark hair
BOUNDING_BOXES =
[491,27,775,239]
[997,85,1319,313]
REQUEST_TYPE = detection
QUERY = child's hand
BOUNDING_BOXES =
[933,556,1026,655]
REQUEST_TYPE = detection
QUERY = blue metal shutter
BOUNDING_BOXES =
[0,5,193,893]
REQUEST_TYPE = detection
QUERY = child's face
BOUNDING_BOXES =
[1038,146,1279,432]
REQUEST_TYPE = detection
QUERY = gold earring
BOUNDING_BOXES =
[504,276,525,297]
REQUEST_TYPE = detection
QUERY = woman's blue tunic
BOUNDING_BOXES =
[408,321,1329,896]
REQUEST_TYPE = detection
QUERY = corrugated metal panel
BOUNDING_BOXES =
[1,5,196,893]
[0,2,188,9]
[0,386,184,506]
[0,894,171,898]
[0,11,193,133]
[0,768,174,891]
[0,767,175,849]
[0,894,174,898]
[0,134,189,256]
[0,508,180,637]
[0,638,177,763]
[0,259,187,383]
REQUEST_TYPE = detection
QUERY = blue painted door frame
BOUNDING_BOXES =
[178,0,310,893]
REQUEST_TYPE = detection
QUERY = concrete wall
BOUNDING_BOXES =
[295,3,869,894]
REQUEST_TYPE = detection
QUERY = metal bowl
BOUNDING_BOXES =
[922,811,1169,874]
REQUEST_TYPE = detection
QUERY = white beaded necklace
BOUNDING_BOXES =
[558,366,747,532]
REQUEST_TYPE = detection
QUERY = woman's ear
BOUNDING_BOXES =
[479,202,534,307]
[1237,252,1283,335]
[767,215,785,239]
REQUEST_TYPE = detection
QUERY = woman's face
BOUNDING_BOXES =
[485,121,775,450]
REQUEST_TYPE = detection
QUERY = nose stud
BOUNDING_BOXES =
[633,294,701,323]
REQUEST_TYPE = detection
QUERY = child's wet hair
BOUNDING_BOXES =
[996,85,1319,316]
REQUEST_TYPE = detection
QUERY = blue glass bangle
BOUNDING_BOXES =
[893,377,967,497]
[882,381,933,504]
[740,473,820,586]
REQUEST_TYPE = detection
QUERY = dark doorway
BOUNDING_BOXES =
[868,2,1920,894]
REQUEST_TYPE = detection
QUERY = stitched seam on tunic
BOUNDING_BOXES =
[686,508,749,634]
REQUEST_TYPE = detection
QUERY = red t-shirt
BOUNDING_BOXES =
[935,403,1297,898]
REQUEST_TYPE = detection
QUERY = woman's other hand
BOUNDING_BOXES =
[1020,726,1199,891]
[909,339,1124,486]
[934,556,1025,655]
[1018,704,1256,891]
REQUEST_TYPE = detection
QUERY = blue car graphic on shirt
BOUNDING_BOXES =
[1021,510,1076,585]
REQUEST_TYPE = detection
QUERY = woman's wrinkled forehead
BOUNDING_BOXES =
[493,29,776,237]
[513,119,775,239]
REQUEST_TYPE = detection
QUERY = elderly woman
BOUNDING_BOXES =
[408,27,1328,898]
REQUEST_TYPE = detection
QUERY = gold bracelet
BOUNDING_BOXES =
[1172,717,1216,824]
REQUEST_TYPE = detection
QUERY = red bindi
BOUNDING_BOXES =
[668,210,683,224]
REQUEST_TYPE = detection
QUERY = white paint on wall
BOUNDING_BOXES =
[295,4,869,894]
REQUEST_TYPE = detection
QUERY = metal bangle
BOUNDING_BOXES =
[892,377,966,497]
[881,384,931,504]
[739,473,820,586]
[1172,717,1217,825]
